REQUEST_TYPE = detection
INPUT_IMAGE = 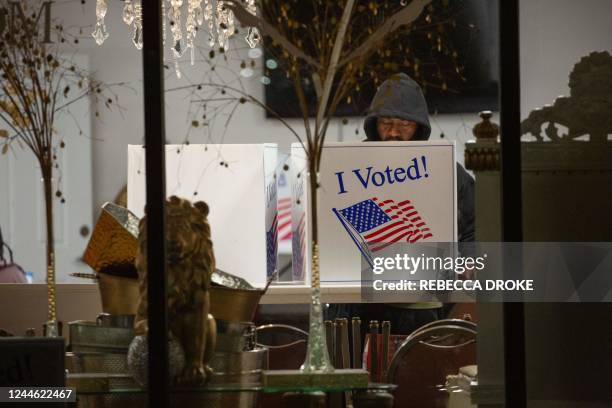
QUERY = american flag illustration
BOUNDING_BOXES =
[291,212,306,281]
[266,213,278,278]
[277,197,292,242]
[333,197,433,266]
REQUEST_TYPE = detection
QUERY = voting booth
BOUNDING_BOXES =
[128,144,278,288]
[291,141,457,285]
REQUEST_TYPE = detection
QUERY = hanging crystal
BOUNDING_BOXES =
[174,58,182,79]
[227,6,235,36]
[92,0,260,57]
[244,0,260,48]
[216,1,234,50]
[92,0,109,45]
[122,0,135,25]
[186,0,202,65]
[185,14,196,64]
[195,3,204,25]
[132,2,143,50]
[204,0,215,47]
[245,27,261,48]
[170,0,185,58]
[245,0,257,15]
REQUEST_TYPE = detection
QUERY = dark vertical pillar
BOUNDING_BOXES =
[499,0,526,407]
[142,0,168,407]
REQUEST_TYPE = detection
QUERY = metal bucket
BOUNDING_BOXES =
[69,321,134,353]
[96,313,135,329]
[97,273,139,315]
[66,352,128,375]
[215,320,256,352]
[210,285,263,323]
[209,347,268,381]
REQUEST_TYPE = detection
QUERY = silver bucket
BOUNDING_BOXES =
[215,320,256,352]
[69,321,134,353]
[66,352,128,375]
[209,347,268,374]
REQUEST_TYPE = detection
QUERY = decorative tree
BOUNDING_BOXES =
[0,4,121,336]
[163,0,468,373]
[218,0,471,372]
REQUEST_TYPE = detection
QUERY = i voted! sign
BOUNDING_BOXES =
[291,141,456,285]
[335,156,430,194]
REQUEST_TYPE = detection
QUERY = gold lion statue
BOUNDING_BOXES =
[134,196,216,386]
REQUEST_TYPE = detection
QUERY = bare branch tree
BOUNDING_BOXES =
[0,1,125,331]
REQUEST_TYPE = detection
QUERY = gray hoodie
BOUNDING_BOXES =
[363,73,475,242]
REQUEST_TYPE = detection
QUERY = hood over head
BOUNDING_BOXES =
[364,73,431,141]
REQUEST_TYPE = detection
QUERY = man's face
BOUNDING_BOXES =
[377,117,418,141]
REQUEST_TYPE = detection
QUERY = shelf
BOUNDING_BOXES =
[75,382,395,395]
[262,283,363,304]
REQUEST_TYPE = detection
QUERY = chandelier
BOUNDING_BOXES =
[92,0,261,77]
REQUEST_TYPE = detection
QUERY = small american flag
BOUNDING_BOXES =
[333,197,433,266]
[277,197,292,242]
[291,212,306,281]
[266,214,278,278]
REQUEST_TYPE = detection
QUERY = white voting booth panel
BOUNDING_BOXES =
[291,141,457,285]
[128,144,278,288]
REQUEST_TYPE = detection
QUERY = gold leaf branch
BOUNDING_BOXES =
[337,0,433,69]
[223,0,322,70]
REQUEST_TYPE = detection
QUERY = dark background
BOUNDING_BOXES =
[264,0,499,117]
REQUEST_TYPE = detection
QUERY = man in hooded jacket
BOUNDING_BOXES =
[325,73,475,335]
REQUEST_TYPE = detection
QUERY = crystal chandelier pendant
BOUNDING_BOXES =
[174,59,182,79]
[173,39,184,57]
[123,0,135,25]
[186,0,201,65]
[244,0,259,48]
[92,0,261,73]
[195,6,204,26]
[133,25,143,50]
[244,0,261,48]
[207,22,215,47]
[245,27,260,49]
[216,1,234,50]
[170,0,185,58]
[132,3,143,50]
[92,0,109,45]
[203,0,212,21]
[227,9,235,36]
[92,22,109,46]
